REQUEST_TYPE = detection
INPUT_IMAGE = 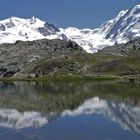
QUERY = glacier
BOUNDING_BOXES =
[0,5,140,53]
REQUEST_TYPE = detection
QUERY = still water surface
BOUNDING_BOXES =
[0,81,140,140]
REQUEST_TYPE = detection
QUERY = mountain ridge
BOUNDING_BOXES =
[0,5,140,53]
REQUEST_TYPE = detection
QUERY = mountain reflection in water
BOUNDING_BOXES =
[62,97,140,134]
[0,81,140,135]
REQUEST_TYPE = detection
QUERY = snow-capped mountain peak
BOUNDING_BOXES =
[0,16,44,29]
[0,16,61,44]
[0,4,140,53]
[62,4,140,52]
[102,5,140,43]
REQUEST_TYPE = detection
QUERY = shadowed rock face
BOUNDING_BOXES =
[100,38,140,55]
[0,39,84,77]
[38,21,60,36]
[0,24,6,31]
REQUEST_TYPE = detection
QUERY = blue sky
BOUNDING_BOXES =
[0,0,140,28]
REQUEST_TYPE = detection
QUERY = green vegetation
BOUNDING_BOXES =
[0,74,123,84]
[125,56,140,70]
[32,51,140,77]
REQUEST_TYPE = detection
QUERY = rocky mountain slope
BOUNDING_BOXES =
[0,38,139,78]
[1,5,140,53]
[0,39,85,78]
[100,38,140,55]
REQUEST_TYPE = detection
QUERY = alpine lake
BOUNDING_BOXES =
[0,79,140,140]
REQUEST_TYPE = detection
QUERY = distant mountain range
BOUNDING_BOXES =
[0,5,140,53]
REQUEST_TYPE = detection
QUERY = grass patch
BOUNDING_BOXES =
[0,74,119,83]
